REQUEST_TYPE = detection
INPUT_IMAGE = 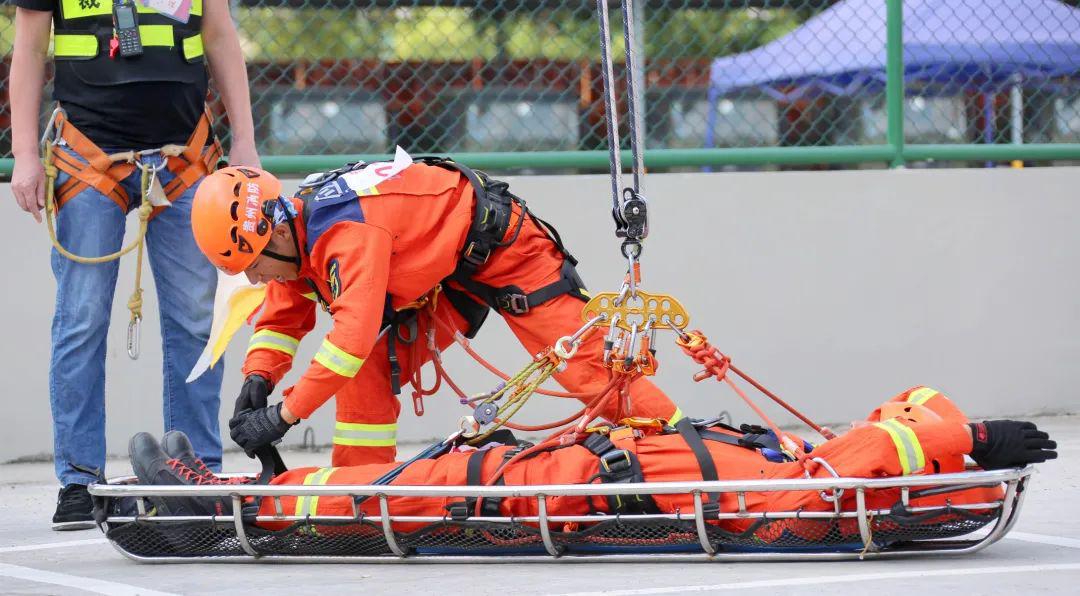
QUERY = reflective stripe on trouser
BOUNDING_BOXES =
[906,387,940,406]
[872,419,926,475]
[314,338,364,378]
[334,422,397,447]
[247,329,299,357]
[295,467,337,517]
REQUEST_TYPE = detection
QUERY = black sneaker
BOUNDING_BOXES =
[128,432,230,517]
[52,484,95,531]
[161,430,252,486]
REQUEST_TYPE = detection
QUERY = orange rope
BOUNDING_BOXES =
[677,329,828,448]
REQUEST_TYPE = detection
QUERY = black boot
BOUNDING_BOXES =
[161,430,253,485]
[52,484,95,531]
[128,432,230,517]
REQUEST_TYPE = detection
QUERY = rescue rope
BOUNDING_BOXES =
[40,110,185,360]
[677,330,835,442]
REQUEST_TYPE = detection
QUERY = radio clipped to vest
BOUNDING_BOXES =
[111,0,143,58]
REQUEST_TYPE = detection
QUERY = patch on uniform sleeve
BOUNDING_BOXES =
[328,259,342,300]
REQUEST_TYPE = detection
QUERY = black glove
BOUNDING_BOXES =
[234,374,272,417]
[229,403,295,457]
[969,420,1057,470]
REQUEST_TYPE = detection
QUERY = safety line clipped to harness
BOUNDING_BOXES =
[41,107,181,360]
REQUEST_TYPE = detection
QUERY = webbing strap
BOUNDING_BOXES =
[675,418,720,508]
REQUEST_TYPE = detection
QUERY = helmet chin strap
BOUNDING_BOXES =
[259,197,304,270]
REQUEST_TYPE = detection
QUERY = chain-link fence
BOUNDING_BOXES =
[2,0,1079,170]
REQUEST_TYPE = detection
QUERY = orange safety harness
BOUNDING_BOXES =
[40,106,223,359]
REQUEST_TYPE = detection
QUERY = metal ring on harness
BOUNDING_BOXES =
[553,336,579,360]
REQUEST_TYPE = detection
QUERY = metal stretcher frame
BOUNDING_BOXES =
[89,466,1033,564]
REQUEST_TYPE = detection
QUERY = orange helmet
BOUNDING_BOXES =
[878,402,943,424]
[192,167,283,275]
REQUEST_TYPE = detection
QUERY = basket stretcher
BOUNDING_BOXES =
[88,466,1032,563]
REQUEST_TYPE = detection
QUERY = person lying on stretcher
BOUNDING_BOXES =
[123,387,1056,525]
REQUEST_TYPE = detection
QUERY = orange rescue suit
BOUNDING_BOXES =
[242,162,680,465]
[257,388,1001,540]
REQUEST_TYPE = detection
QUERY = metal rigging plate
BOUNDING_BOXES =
[582,290,690,332]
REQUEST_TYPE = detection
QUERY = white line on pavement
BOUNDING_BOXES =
[1006,531,1080,549]
[0,563,180,596]
[0,538,108,554]
[552,563,1080,596]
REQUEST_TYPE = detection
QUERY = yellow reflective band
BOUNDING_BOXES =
[333,421,398,447]
[355,186,381,196]
[906,387,939,406]
[182,34,203,61]
[873,419,926,475]
[247,330,300,357]
[302,292,318,301]
[314,339,365,378]
[54,34,98,58]
[667,407,685,425]
[294,467,336,517]
[139,25,174,47]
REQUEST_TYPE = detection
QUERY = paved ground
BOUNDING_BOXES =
[1,415,1078,595]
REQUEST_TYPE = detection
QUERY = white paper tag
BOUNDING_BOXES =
[139,0,192,24]
[341,146,414,195]
[145,173,170,207]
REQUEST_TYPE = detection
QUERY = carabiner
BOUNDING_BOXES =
[127,316,141,360]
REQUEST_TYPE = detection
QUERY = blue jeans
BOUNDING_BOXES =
[51,145,224,486]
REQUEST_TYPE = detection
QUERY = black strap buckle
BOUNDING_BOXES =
[496,293,530,315]
[445,502,470,521]
[599,449,633,476]
[462,241,491,267]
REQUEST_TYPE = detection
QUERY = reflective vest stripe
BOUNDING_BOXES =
[301,292,318,301]
[139,24,174,47]
[906,387,939,406]
[314,338,365,378]
[333,421,397,447]
[668,407,685,425]
[53,35,98,58]
[247,330,300,357]
[53,30,203,58]
[873,419,926,475]
[294,467,336,517]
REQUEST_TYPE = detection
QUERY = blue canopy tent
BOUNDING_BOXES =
[705,0,1080,149]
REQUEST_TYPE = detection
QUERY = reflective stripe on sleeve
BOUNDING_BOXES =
[906,387,940,405]
[873,419,927,475]
[314,338,365,378]
[667,407,685,425]
[294,467,337,517]
[333,421,397,447]
[247,330,300,357]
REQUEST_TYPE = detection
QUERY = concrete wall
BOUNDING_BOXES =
[2,166,1078,464]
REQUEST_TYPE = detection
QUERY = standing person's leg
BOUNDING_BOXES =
[144,160,223,471]
[48,147,127,529]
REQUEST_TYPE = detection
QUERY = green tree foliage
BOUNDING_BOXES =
[236,5,808,61]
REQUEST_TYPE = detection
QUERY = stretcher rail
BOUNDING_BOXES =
[89,467,1031,563]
